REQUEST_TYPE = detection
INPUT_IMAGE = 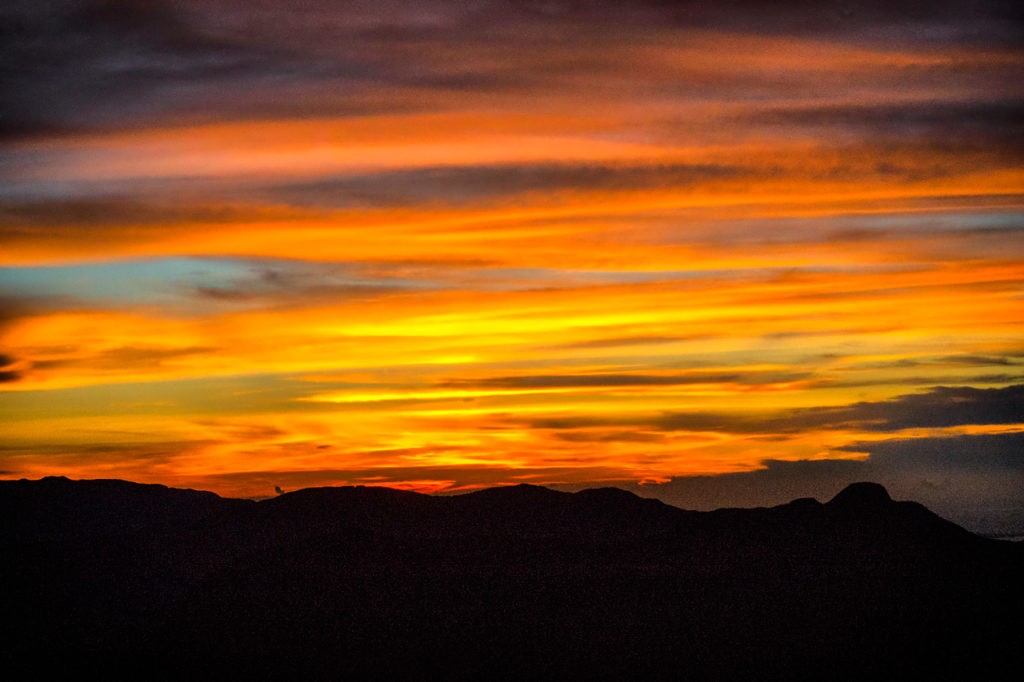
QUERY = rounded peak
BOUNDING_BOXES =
[574,487,640,502]
[464,483,564,499]
[268,484,427,508]
[828,482,892,508]
[779,496,823,511]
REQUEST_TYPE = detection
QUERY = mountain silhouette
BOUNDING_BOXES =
[2,477,1020,680]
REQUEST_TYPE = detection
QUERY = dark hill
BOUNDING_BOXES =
[1,478,1020,680]
[0,475,253,542]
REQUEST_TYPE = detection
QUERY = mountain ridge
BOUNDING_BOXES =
[2,477,1020,680]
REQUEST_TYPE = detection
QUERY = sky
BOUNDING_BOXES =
[1,0,1022,535]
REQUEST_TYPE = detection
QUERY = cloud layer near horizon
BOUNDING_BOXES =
[1,1,1021,531]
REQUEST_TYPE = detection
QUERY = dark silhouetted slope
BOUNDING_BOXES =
[2,478,1020,680]
[0,475,252,542]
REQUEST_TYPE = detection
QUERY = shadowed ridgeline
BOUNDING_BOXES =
[1,477,1020,680]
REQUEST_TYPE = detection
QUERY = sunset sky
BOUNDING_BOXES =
[2,1,1022,534]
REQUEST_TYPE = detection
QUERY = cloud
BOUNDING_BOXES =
[610,458,868,510]
[751,100,1024,160]
[191,282,408,306]
[6,0,1018,142]
[268,162,744,208]
[785,384,1024,432]
[603,431,1024,536]
[650,384,1024,434]
[0,294,79,329]
[652,412,768,434]
[517,385,1024,441]
[0,352,23,383]
[0,439,212,468]
[549,335,707,350]
[834,373,1024,389]
[53,345,218,371]
[0,257,420,317]
[446,370,812,391]
[852,353,1022,370]
[438,1,1024,47]
[758,99,1024,135]
[182,258,428,308]
[839,432,1024,471]
[941,354,1018,367]
[0,198,275,228]
[0,0,287,138]
[553,430,666,444]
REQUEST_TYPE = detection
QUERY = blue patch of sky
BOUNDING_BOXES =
[1,256,884,310]
[0,256,437,311]
[0,257,252,306]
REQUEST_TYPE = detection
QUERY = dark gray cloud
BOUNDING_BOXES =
[564,431,1024,537]
[517,384,1024,436]
[0,351,23,383]
[184,259,425,308]
[837,351,1024,378]
[850,353,1022,370]
[913,356,1015,366]
[941,354,1018,367]
[255,142,1019,207]
[752,100,1024,160]
[549,335,708,350]
[3,0,1019,140]
[651,384,1024,434]
[840,432,1024,471]
[653,412,768,434]
[552,430,666,444]
[2,1,461,140]
[444,370,812,391]
[785,384,1024,432]
[0,198,280,228]
[0,0,287,138]
[267,162,743,208]
[0,1,523,138]
[33,345,218,372]
[759,100,1024,136]
[0,345,221,387]
[456,1,1024,48]
[635,0,1023,45]
[526,416,636,430]
[0,294,80,334]
[191,282,409,306]
[826,373,1024,390]
[12,144,1004,218]
[0,439,214,465]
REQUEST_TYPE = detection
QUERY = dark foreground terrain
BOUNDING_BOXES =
[2,477,1020,680]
